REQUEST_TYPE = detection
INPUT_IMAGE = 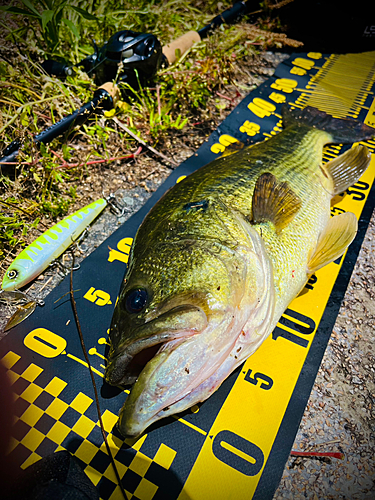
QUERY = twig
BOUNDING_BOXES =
[0,94,65,135]
[0,200,49,229]
[38,275,54,293]
[54,289,81,304]
[113,117,178,167]
[0,157,40,165]
[156,84,162,117]
[0,81,42,100]
[1,149,143,169]
[315,439,341,446]
[69,257,128,500]
[291,451,344,459]
[216,91,235,102]
[0,97,24,107]
[53,148,143,170]
[247,0,295,17]
[269,0,296,9]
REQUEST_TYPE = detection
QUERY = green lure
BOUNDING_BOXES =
[2,198,107,292]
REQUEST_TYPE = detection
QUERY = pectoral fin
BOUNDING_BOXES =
[323,144,371,196]
[251,172,302,233]
[308,212,357,273]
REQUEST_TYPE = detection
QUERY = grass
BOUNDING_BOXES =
[0,0,301,274]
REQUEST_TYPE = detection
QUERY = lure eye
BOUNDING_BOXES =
[125,288,148,314]
[7,269,18,280]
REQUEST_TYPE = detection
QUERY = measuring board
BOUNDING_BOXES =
[1,51,375,500]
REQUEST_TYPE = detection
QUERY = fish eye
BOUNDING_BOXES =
[7,269,18,280]
[125,288,148,314]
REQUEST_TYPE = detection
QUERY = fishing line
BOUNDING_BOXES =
[69,256,129,500]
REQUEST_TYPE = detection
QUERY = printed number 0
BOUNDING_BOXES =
[24,328,67,358]
[248,98,276,118]
[212,430,264,476]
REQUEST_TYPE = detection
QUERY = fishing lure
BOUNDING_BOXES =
[0,289,29,304]
[1,198,108,292]
[4,300,39,332]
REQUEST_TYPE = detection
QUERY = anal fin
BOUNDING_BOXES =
[308,212,357,273]
[323,144,371,195]
[251,172,302,233]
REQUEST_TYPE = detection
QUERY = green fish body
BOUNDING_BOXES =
[105,106,373,437]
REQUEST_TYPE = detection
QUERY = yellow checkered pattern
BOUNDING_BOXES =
[2,351,178,500]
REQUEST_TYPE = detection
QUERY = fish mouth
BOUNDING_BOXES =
[115,306,241,438]
[104,304,208,387]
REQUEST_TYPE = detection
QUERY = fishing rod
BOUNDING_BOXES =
[0,1,259,171]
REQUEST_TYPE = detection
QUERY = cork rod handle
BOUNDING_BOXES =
[162,31,202,65]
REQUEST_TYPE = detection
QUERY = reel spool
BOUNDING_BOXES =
[93,30,163,87]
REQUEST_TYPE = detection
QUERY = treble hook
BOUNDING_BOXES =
[104,192,131,217]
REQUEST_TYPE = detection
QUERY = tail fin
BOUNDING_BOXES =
[282,105,374,143]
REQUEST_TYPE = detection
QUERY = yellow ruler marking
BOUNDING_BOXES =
[172,415,208,436]
[66,353,104,378]
[179,149,375,500]
[301,52,375,116]
[365,97,375,128]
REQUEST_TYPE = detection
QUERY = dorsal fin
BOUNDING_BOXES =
[322,144,371,195]
[282,105,375,143]
[307,212,357,273]
[251,173,302,233]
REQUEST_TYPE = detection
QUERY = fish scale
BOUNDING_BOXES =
[105,106,374,437]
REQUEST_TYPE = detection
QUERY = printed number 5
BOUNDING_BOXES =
[84,287,112,306]
[244,369,273,390]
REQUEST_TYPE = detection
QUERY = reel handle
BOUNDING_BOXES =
[34,83,118,144]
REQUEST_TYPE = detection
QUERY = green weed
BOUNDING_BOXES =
[0,0,98,56]
[0,0,290,270]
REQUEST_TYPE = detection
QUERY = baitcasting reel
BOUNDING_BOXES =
[42,30,163,89]
[1,2,251,170]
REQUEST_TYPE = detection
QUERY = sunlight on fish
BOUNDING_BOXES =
[104,105,374,438]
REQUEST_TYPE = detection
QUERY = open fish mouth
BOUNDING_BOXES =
[114,305,254,438]
[105,341,167,386]
[104,304,208,387]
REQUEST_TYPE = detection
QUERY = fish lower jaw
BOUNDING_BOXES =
[105,331,198,388]
[114,311,250,437]
[117,349,240,438]
[117,410,152,439]
[118,386,199,438]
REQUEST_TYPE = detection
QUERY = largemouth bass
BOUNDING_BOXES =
[105,106,373,438]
